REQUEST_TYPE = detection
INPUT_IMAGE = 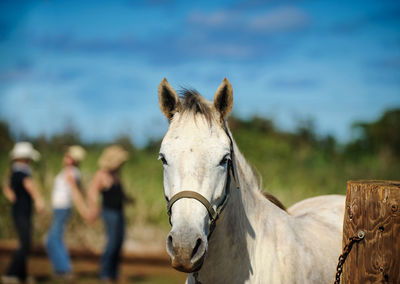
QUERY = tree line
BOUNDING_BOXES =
[1,108,399,163]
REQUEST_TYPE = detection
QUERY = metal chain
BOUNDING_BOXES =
[334,230,365,284]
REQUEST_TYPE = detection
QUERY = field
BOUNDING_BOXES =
[0,110,399,282]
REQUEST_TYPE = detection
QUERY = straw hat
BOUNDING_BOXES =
[66,145,86,163]
[98,145,129,170]
[10,142,41,161]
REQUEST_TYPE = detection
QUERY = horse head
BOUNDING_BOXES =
[158,78,234,272]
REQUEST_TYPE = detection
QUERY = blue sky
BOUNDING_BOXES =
[0,0,399,146]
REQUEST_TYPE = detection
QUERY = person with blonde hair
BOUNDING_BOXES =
[45,145,88,281]
[88,145,131,282]
[2,142,45,284]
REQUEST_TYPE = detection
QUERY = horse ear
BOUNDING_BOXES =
[158,78,181,120]
[213,78,233,121]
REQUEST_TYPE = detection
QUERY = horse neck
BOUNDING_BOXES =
[199,139,289,282]
[229,139,286,229]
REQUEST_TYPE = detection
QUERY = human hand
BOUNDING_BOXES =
[35,198,45,214]
[3,185,16,203]
[125,194,136,205]
[85,208,99,225]
[8,191,16,203]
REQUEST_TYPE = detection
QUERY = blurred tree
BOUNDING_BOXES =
[318,134,337,158]
[144,138,162,153]
[227,115,245,131]
[347,109,400,160]
[49,123,81,151]
[247,116,275,134]
[294,118,317,147]
[228,115,275,134]
[0,120,13,153]
[115,134,136,152]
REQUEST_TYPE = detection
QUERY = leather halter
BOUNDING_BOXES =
[166,122,240,239]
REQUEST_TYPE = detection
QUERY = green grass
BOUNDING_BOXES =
[1,119,400,243]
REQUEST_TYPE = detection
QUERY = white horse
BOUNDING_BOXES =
[157,78,345,284]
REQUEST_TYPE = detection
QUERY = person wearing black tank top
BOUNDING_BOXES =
[88,145,133,283]
[1,142,45,284]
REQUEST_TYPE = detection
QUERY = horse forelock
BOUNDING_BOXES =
[178,89,214,124]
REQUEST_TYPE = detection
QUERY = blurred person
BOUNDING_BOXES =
[88,145,131,283]
[1,142,45,284]
[45,145,88,282]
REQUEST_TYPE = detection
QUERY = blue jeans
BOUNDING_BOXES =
[45,208,72,274]
[100,208,125,280]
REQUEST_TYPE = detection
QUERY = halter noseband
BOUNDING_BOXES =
[166,122,240,239]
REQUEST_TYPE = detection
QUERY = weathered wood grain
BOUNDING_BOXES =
[342,180,400,284]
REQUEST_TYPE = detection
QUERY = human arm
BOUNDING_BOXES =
[87,171,104,223]
[65,169,90,221]
[123,191,136,205]
[23,177,45,213]
[2,181,16,203]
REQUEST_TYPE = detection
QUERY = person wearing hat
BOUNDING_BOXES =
[87,145,132,282]
[1,142,45,284]
[45,145,88,280]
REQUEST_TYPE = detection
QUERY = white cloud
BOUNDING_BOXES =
[188,10,239,28]
[187,5,309,34]
[249,6,309,32]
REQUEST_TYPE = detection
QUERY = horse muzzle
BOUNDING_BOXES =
[167,229,207,273]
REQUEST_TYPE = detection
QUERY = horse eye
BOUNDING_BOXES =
[219,154,231,167]
[158,153,168,166]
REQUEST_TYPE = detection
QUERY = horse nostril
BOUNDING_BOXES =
[167,235,174,256]
[191,238,203,259]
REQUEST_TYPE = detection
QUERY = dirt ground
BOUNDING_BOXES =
[0,241,186,284]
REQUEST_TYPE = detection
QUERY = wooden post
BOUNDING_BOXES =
[342,180,400,283]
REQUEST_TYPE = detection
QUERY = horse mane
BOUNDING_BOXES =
[242,159,286,211]
[262,192,287,211]
[247,163,286,211]
[179,89,214,124]
[179,89,286,212]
